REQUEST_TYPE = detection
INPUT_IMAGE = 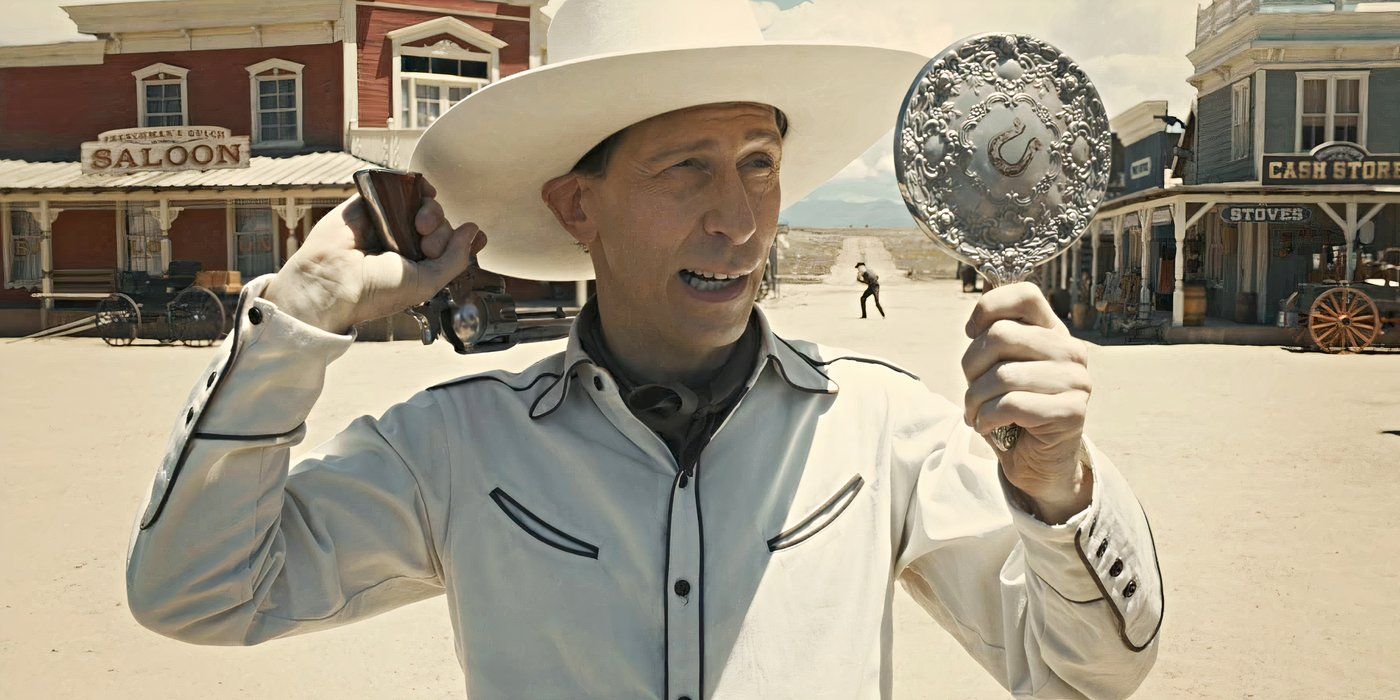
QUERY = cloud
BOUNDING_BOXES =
[754,0,1204,213]
[0,0,132,47]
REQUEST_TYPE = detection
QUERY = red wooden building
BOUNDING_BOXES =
[0,0,554,335]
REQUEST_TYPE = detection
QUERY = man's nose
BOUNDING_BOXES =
[702,168,758,246]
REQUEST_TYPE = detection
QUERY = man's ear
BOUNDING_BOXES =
[541,172,597,246]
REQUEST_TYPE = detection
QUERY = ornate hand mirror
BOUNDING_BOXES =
[895,34,1112,450]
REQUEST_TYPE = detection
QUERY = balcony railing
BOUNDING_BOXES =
[1195,0,1400,45]
[347,124,426,170]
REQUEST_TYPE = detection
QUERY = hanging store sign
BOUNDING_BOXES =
[1262,141,1400,186]
[80,126,250,175]
[1218,204,1312,225]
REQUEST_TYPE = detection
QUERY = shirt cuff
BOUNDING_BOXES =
[137,274,355,529]
[197,274,357,434]
[1003,436,1164,650]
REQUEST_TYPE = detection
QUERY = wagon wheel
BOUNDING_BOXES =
[169,286,227,347]
[96,293,141,347]
[1308,286,1380,354]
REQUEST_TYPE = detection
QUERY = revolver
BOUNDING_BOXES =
[352,167,576,354]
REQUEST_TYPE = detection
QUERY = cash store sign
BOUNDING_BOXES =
[1263,141,1400,186]
[80,126,251,175]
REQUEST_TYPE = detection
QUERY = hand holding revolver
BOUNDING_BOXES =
[264,178,486,335]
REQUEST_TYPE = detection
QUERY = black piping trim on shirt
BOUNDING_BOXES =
[767,474,865,552]
[662,467,680,698]
[141,286,256,530]
[779,335,921,382]
[1032,570,1106,606]
[191,425,304,442]
[1073,500,1164,652]
[529,358,598,419]
[428,369,560,394]
[488,487,599,559]
[695,455,707,700]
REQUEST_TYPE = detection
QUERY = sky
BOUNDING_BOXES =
[2,0,1209,209]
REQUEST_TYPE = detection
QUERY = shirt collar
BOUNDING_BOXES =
[529,302,837,419]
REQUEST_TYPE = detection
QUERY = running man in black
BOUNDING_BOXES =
[855,262,885,318]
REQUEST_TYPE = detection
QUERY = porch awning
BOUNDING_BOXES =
[0,151,377,193]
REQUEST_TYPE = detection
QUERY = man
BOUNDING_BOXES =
[856,261,885,318]
[126,0,1162,697]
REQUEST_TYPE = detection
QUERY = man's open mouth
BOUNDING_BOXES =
[679,269,747,293]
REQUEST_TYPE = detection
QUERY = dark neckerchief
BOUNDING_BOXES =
[577,301,759,472]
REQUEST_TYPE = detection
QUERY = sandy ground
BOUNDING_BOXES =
[4,252,1400,697]
[823,236,909,286]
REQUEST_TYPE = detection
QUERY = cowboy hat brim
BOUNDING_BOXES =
[410,42,930,281]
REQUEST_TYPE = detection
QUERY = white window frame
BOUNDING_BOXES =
[124,204,164,274]
[245,58,305,148]
[228,205,279,279]
[386,17,505,129]
[1295,71,1369,152]
[133,62,189,128]
[1230,79,1251,161]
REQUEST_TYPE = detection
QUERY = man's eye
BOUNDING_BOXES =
[671,158,701,171]
[746,156,777,170]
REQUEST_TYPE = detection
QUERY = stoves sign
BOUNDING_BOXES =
[1219,204,1312,225]
[80,126,250,175]
[1263,141,1400,186]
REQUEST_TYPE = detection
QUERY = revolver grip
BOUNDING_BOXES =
[353,168,424,262]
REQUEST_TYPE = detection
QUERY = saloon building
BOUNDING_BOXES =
[0,0,555,335]
[1051,0,1400,332]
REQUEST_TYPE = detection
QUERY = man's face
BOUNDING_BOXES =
[579,102,783,353]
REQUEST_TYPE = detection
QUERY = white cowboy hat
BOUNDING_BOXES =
[410,0,929,281]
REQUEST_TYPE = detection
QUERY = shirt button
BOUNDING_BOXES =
[248,306,263,325]
[1109,559,1124,577]
[1123,579,1138,598]
[1095,538,1109,558]
[673,579,691,597]
[679,696,692,700]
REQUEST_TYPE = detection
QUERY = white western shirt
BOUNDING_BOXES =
[126,275,1163,699]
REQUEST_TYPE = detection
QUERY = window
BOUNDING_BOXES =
[133,63,189,127]
[386,17,505,129]
[1230,79,1250,161]
[125,205,164,274]
[1297,72,1368,151]
[6,210,42,289]
[245,59,304,147]
[234,208,276,279]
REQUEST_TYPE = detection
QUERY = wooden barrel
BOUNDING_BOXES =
[1234,292,1257,324]
[1183,282,1207,326]
[1071,302,1093,331]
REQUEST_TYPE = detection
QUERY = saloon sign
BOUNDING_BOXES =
[80,126,250,175]
[1263,141,1400,186]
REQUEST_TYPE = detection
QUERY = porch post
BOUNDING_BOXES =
[1112,214,1123,272]
[1344,202,1359,281]
[155,199,183,273]
[1090,223,1101,301]
[1138,207,1152,315]
[1172,200,1187,327]
[576,280,588,307]
[1058,242,1069,291]
[36,200,64,329]
[275,196,311,267]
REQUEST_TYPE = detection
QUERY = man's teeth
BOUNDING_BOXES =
[681,269,744,291]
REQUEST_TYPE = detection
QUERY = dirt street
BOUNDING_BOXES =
[3,278,1398,698]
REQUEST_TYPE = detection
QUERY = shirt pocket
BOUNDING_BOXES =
[767,474,865,552]
[489,487,600,559]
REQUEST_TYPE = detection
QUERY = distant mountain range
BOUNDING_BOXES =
[780,198,915,229]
